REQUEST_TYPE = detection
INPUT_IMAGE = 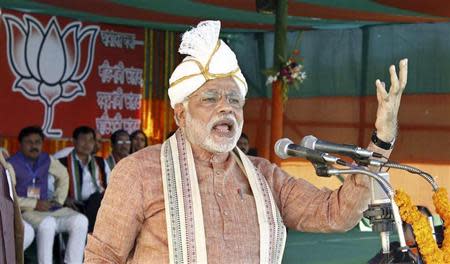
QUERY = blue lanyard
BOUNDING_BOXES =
[24,161,40,185]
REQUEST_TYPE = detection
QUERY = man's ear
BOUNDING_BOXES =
[174,103,187,128]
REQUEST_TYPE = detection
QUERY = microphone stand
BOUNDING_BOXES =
[277,136,438,263]
[313,163,413,263]
[359,159,441,244]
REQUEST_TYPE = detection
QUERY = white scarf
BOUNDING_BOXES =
[160,130,286,263]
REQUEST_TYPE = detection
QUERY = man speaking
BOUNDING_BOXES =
[85,20,408,263]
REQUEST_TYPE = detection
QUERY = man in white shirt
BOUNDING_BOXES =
[58,126,110,233]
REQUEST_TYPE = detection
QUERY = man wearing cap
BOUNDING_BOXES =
[85,21,408,263]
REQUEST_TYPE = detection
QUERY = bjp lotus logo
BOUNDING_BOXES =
[3,14,99,137]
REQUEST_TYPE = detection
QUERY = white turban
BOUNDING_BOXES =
[168,20,247,108]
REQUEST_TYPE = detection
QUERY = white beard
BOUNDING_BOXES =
[184,108,243,153]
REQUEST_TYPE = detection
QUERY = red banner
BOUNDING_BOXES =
[0,10,144,138]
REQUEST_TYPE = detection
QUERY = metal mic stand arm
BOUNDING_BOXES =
[382,162,438,191]
[357,159,439,191]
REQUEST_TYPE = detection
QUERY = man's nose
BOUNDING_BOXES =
[216,96,234,113]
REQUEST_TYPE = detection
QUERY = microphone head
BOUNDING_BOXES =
[274,138,293,159]
[300,135,318,150]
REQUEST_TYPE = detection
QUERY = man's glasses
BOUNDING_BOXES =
[117,140,131,145]
[189,89,245,109]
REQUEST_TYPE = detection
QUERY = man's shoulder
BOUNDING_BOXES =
[52,146,74,159]
[116,144,163,169]
[246,155,278,173]
[110,144,163,183]
[129,144,162,160]
[49,155,69,175]
[8,152,51,164]
[57,156,68,167]
[7,152,22,162]
[247,155,271,166]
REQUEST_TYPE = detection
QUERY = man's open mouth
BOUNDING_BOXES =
[211,118,235,136]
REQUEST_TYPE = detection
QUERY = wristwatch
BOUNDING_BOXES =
[371,130,395,150]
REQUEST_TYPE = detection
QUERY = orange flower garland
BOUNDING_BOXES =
[394,188,450,263]
[433,188,450,262]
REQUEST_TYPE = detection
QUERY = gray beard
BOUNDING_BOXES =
[184,109,243,153]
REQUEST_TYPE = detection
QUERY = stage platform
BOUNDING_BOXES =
[283,227,397,264]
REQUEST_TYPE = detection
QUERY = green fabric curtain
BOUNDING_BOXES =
[229,22,450,98]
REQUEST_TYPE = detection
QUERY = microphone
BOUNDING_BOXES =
[300,135,382,159]
[274,138,346,165]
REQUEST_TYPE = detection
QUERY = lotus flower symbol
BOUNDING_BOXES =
[3,14,99,137]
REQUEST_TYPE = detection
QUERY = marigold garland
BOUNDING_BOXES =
[394,188,450,263]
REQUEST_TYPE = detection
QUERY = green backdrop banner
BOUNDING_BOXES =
[229,22,450,98]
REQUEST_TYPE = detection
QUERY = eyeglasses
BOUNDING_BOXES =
[116,140,131,145]
[189,89,245,109]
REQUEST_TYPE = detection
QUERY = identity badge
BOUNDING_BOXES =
[27,186,40,199]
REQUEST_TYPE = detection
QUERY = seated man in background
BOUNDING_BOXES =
[8,126,87,264]
[106,129,130,170]
[59,126,110,233]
